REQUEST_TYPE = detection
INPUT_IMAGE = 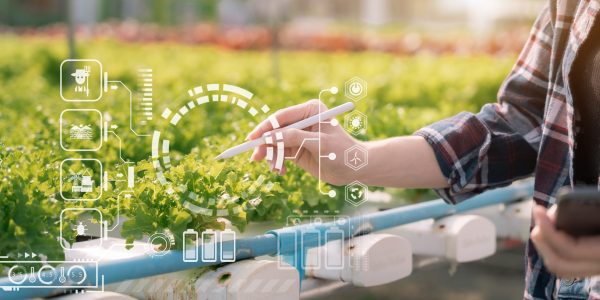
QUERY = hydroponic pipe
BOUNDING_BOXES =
[0,180,533,300]
[268,180,533,277]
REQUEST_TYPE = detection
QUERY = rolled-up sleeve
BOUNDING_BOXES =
[414,4,553,204]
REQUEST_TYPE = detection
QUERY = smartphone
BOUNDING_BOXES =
[555,187,600,237]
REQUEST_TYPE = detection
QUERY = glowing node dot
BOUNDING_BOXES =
[328,152,336,160]
[330,87,338,94]
[330,119,339,126]
[328,190,337,198]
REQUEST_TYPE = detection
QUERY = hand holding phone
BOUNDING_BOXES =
[531,192,600,278]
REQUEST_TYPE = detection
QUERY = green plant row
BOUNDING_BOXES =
[0,36,514,270]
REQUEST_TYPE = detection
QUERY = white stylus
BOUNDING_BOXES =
[215,102,355,160]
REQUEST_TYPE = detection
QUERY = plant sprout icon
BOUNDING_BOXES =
[71,66,90,97]
[74,221,87,236]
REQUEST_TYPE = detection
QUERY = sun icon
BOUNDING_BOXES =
[344,110,367,135]
[350,116,363,129]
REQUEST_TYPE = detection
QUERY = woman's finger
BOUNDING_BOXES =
[247,100,325,141]
[250,144,268,161]
[532,206,600,277]
[571,236,600,262]
[279,128,321,154]
[534,205,577,258]
[537,205,600,261]
[531,225,600,277]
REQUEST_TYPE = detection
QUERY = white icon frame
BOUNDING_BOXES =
[59,158,103,201]
[344,110,368,136]
[344,76,368,102]
[345,180,368,206]
[60,59,103,102]
[59,208,104,250]
[59,109,103,152]
[344,144,369,171]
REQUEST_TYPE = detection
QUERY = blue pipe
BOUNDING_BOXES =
[0,180,533,299]
[267,180,533,277]
[269,180,533,248]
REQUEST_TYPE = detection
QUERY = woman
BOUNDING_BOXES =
[247,1,600,299]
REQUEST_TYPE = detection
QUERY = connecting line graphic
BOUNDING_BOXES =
[107,191,133,232]
[86,275,105,293]
[317,87,339,198]
[107,80,151,137]
[108,131,134,164]
[283,138,319,160]
[280,87,339,198]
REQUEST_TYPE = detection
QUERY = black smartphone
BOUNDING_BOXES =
[555,187,600,237]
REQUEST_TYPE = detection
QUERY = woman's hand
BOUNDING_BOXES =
[531,204,600,278]
[247,99,448,189]
[247,99,359,186]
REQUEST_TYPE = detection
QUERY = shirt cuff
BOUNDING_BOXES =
[413,112,490,204]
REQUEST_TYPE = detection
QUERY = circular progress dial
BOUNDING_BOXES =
[151,84,282,217]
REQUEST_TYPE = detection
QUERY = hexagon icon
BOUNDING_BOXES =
[344,77,367,101]
[344,110,367,135]
[344,144,368,171]
[345,180,368,206]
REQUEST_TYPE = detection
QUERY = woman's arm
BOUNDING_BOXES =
[359,136,447,188]
[247,99,447,188]
[250,4,552,202]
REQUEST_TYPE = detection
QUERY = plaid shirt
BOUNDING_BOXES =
[415,1,600,299]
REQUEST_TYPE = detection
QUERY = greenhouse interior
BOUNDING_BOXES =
[4,0,600,300]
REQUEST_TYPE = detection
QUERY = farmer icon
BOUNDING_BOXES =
[71,66,91,97]
[60,59,103,102]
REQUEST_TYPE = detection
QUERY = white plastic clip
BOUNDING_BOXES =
[389,215,496,262]
[305,233,413,287]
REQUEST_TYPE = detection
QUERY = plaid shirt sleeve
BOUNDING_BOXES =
[414,4,553,204]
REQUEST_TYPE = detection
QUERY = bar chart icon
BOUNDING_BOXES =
[136,68,153,133]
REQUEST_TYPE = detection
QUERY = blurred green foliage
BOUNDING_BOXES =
[0,0,220,27]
